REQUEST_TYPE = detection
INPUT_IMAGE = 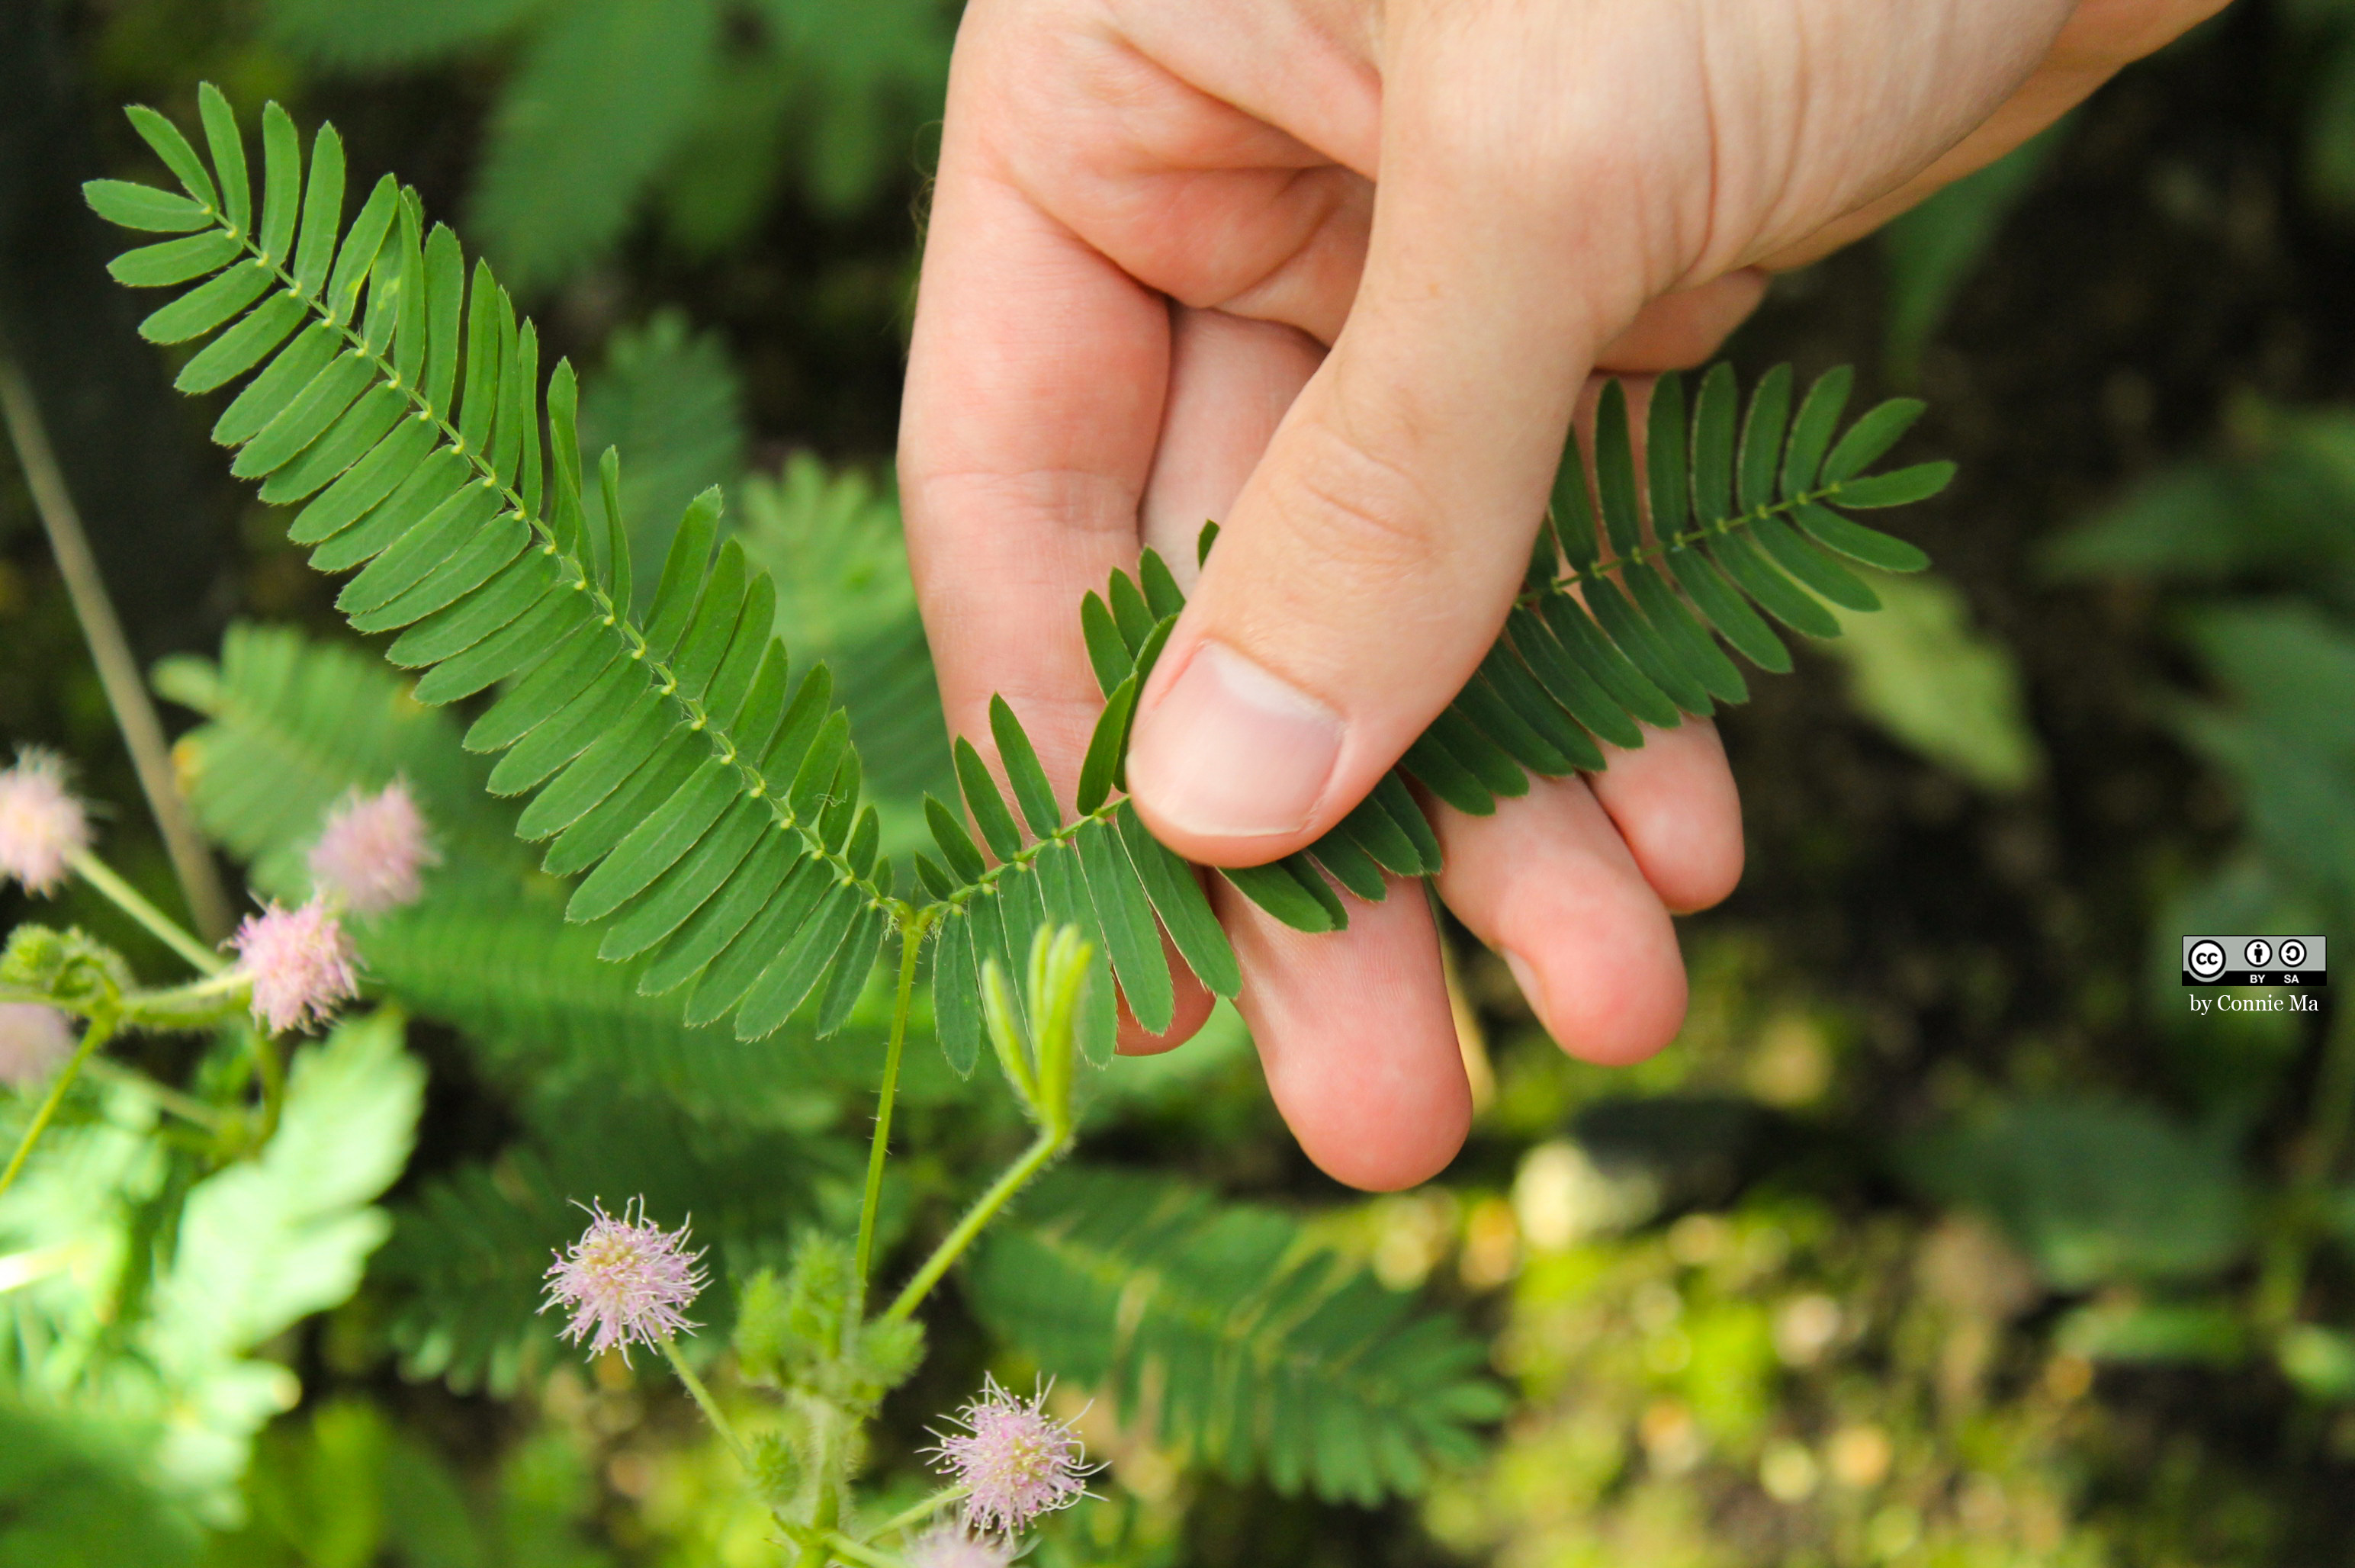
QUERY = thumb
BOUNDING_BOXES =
[1125,56,1653,866]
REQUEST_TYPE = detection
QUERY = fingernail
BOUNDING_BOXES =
[1503,949,1549,1022]
[1129,641,1341,839]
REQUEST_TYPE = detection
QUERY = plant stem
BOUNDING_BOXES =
[869,1486,967,1540]
[252,1025,285,1144]
[70,850,224,975]
[660,1337,760,1476]
[0,351,233,945]
[0,1007,117,1200]
[824,1531,914,1568]
[854,910,927,1324]
[883,1130,1063,1323]
[79,1056,226,1131]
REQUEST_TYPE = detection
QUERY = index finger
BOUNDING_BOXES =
[898,130,1170,768]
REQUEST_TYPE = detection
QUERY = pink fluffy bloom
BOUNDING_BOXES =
[905,1522,1015,1568]
[230,898,360,1033]
[0,1004,76,1091]
[540,1197,707,1362]
[308,781,439,916]
[0,749,92,895]
[928,1376,1097,1535]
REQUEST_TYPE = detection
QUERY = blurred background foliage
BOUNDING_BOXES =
[4,0,2355,1563]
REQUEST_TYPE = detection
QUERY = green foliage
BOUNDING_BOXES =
[577,310,747,605]
[0,1399,201,1568]
[1819,569,2045,792]
[1902,1096,2254,1288]
[376,1086,858,1393]
[94,90,1951,1090]
[969,1165,1508,1505]
[260,0,954,289]
[1,1014,422,1517]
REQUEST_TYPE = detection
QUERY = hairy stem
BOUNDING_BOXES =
[883,1130,1064,1323]
[70,850,225,975]
[869,1485,967,1540]
[0,1007,118,1200]
[0,352,233,944]
[853,908,927,1326]
[660,1337,759,1476]
[824,1531,913,1568]
[79,1056,227,1131]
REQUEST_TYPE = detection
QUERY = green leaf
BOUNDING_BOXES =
[174,289,305,394]
[291,124,347,296]
[1822,397,1926,484]
[1751,516,1881,613]
[991,696,1064,835]
[970,1168,1504,1504]
[926,794,987,884]
[259,101,305,262]
[1791,502,1933,572]
[931,911,983,1073]
[137,259,273,342]
[471,0,722,291]
[1115,802,1239,997]
[1820,569,2043,792]
[1221,856,1345,933]
[386,551,560,668]
[1591,380,1643,557]
[1075,675,1139,817]
[1076,816,1173,1034]
[1735,361,1793,514]
[1709,530,1843,639]
[1780,365,1853,499]
[1688,361,1738,524]
[83,178,210,233]
[108,230,241,288]
[1665,543,1791,673]
[955,737,1024,860]
[1832,461,1957,509]
[1900,1096,2251,1287]
[569,756,741,921]
[198,82,251,236]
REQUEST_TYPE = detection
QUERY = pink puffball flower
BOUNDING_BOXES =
[928,1375,1097,1535]
[540,1197,707,1363]
[308,781,438,916]
[230,898,360,1033]
[905,1522,1016,1568]
[0,1004,76,1091]
[0,749,92,896]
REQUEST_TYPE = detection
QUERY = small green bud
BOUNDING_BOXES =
[850,1314,926,1395]
[1,924,130,1008]
[983,922,1094,1139]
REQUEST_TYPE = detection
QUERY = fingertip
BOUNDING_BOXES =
[1221,877,1471,1190]
[1437,773,1691,1068]
[1586,720,1746,914]
[1116,943,1217,1056]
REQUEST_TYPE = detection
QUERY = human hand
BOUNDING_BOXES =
[898,0,2228,1189]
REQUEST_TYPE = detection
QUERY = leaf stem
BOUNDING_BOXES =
[79,1056,227,1131]
[0,1007,117,1200]
[660,1336,760,1476]
[0,350,233,943]
[869,1485,967,1540]
[824,1531,913,1568]
[70,850,225,975]
[853,907,928,1325]
[883,1129,1064,1323]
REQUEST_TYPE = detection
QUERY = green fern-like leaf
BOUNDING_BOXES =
[967,1166,1507,1504]
[97,91,1952,1078]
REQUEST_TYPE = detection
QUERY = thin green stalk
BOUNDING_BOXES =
[70,851,224,975]
[869,1486,966,1540]
[0,351,233,943]
[883,1131,1063,1323]
[0,1008,117,1200]
[824,1531,913,1568]
[660,1337,759,1476]
[79,1056,226,1131]
[853,910,927,1322]
[252,1026,285,1143]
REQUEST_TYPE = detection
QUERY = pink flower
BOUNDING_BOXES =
[0,1004,75,1091]
[905,1522,1015,1568]
[928,1376,1096,1535]
[308,781,438,916]
[0,750,92,895]
[230,898,359,1033]
[540,1197,707,1362]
